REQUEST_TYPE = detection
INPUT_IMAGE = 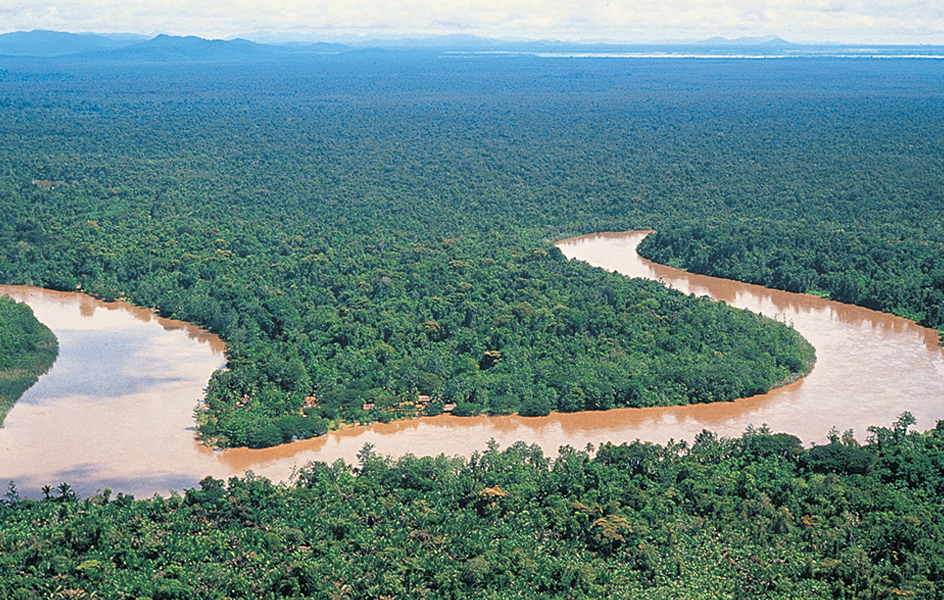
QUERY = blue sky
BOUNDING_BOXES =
[2,0,942,44]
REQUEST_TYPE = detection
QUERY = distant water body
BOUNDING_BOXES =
[447,50,944,60]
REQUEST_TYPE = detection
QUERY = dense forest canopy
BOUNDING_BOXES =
[2,417,942,598]
[2,52,941,447]
[1,45,942,599]
[638,219,944,332]
[0,296,57,425]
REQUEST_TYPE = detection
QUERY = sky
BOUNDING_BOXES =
[2,0,942,45]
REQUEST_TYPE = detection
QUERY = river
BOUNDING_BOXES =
[1,231,942,497]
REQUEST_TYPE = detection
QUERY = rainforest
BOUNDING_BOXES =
[0,49,849,448]
[2,418,943,598]
[0,296,57,425]
[1,40,943,597]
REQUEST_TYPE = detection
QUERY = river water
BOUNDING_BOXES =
[1,231,942,497]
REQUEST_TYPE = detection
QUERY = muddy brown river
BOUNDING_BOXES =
[2,231,942,497]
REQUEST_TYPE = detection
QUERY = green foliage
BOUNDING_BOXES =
[3,420,944,598]
[0,295,58,425]
[639,220,944,333]
[1,53,937,449]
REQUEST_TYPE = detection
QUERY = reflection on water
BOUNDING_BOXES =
[1,232,942,497]
[0,285,226,497]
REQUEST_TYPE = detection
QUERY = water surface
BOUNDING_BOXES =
[2,232,942,497]
[0,286,225,496]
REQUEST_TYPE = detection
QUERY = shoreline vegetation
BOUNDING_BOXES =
[637,225,944,344]
[1,53,939,450]
[2,417,942,598]
[196,240,818,449]
[2,231,818,450]
[0,296,58,426]
[188,245,817,449]
[0,45,941,599]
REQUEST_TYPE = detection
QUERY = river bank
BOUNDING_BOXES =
[2,232,942,497]
[0,295,58,426]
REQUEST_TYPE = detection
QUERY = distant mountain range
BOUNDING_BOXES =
[0,30,800,59]
[91,34,290,60]
[699,35,792,46]
[0,30,349,59]
[1,30,940,61]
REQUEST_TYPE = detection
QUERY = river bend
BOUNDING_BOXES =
[1,232,942,497]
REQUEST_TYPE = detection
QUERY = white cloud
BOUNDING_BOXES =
[0,0,941,43]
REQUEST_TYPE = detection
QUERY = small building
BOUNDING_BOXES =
[442,403,456,413]
[362,402,376,411]
[417,395,431,405]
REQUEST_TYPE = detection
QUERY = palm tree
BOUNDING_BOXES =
[56,482,76,502]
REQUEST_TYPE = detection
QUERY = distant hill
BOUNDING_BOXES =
[699,35,792,47]
[85,34,294,60]
[0,30,142,57]
[298,41,351,54]
[345,34,800,53]
[20,31,939,63]
[0,32,352,61]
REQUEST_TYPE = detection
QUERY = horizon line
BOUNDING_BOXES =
[3,29,944,48]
